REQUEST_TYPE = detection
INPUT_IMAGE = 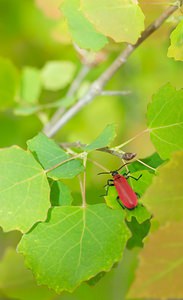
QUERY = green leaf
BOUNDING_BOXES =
[20,67,42,104]
[104,185,121,210]
[125,203,152,224]
[41,61,76,91]
[0,57,18,109]
[168,20,183,61]
[128,152,165,174]
[18,204,130,293]
[50,180,73,206]
[81,0,144,44]
[86,271,106,286]
[61,0,108,51]
[141,151,183,226]
[84,124,116,151]
[14,106,40,116]
[147,83,183,159]
[27,133,84,179]
[0,248,55,300]
[0,146,50,233]
[57,96,76,108]
[14,97,76,116]
[126,217,151,249]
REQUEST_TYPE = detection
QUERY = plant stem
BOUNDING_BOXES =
[136,159,157,172]
[87,158,109,172]
[44,3,180,137]
[82,155,87,208]
[115,129,149,149]
[44,154,82,173]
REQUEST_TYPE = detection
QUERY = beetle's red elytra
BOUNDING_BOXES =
[98,163,142,210]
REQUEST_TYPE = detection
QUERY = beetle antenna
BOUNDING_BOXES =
[97,171,111,175]
[98,162,130,175]
[115,162,130,172]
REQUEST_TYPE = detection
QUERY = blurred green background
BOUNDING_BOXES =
[0,0,182,299]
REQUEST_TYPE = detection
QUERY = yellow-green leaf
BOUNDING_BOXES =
[128,221,183,298]
[61,0,108,51]
[168,20,183,61]
[20,67,42,104]
[41,61,76,91]
[147,84,183,159]
[141,151,183,226]
[81,0,145,44]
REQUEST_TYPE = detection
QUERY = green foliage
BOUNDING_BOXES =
[18,204,130,293]
[126,217,151,249]
[14,105,41,116]
[20,66,42,104]
[50,180,73,206]
[41,61,76,91]
[84,123,116,151]
[0,1,183,298]
[61,0,108,51]
[81,0,145,44]
[147,83,183,159]
[168,19,183,61]
[125,204,152,224]
[0,57,18,109]
[27,133,84,179]
[0,146,50,233]
[104,185,122,210]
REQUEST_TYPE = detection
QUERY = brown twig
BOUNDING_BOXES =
[60,141,136,160]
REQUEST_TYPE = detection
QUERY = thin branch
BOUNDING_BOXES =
[43,64,90,135]
[101,90,131,96]
[44,3,180,137]
[67,65,91,98]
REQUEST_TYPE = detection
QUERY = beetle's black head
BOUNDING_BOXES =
[111,170,118,176]
[97,163,130,176]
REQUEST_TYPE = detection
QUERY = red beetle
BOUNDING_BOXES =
[98,163,142,210]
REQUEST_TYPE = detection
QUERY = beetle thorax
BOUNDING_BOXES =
[112,172,121,179]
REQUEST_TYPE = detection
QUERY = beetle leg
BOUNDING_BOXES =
[102,179,114,197]
[135,192,141,198]
[126,174,142,181]
[104,179,114,188]
[107,179,114,186]
[123,171,130,178]
[116,196,125,209]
